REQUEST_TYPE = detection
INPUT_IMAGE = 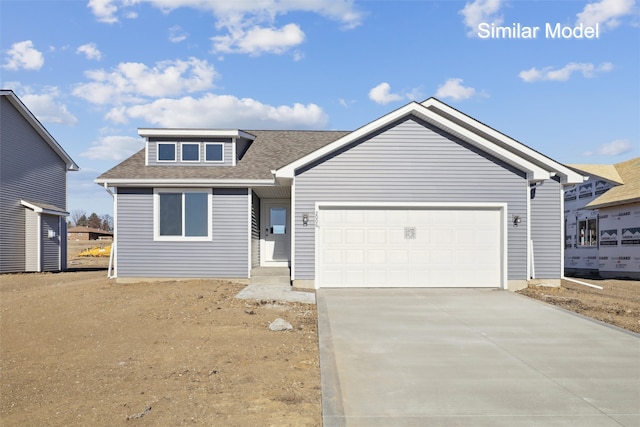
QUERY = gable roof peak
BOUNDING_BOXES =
[1,89,79,171]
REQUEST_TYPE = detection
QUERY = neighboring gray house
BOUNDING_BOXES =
[0,90,79,273]
[96,98,584,290]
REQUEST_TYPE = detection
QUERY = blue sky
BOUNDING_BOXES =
[2,0,639,217]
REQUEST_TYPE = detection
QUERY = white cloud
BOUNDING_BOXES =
[583,139,633,156]
[20,89,79,125]
[87,0,363,28]
[576,0,636,29]
[212,23,305,55]
[435,78,478,101]
[87,0,362,57]
[88,0,119,23]
[80,135,144,161]
[169,26,188,43]
[2,40,44,70]
[459,0,506,37]
[73,57,217,105]
[519,62,613,82]
[405,86,425,102]
[368,82,405,105]
[77,43,103,60]
[339,98,357,108]
[104,93,328,129]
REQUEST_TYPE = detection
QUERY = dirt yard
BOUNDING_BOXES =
[0,246,321,426]
[518,278,640,334]
[2,243,639,426]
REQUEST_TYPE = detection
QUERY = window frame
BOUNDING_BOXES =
[153,188,212,241]
[577,218,598,247]
[180,142,201,162]
[157,142,177,162]
[204,143,225,163]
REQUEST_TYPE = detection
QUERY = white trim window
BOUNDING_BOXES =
[205,143,224,163]
[181,142,200,162]
[154,189,212,241]
[157,143,177,162]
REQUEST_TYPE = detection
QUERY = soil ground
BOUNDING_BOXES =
[517,278,640,334]
[0,242,321,426]
[2,242,638,426]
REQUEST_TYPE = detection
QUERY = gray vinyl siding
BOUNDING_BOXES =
[146,138,233,166]
[236,138,252,160]
[294,118,528,281]
[41,214,61,271]
[531,178,562,278]
[0,97,67,273]
[25,209,38,271]
[251,191,261,268]
[116,187,249,278]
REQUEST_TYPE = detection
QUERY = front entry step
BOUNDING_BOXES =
[250,267,291,286]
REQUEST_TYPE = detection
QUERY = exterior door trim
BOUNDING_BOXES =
[260,199,291,267]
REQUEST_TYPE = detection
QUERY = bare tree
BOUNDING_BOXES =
[101,214,113,232]
[70,210,86,227]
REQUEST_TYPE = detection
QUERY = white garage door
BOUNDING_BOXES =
[317,206,502,288]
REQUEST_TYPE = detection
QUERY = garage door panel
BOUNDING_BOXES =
[346,229,365,244]
[323,249,343,265]
[410,250,430,264]
[432,229,453,244]
[345,249,365,264]
[324,229,343,244]
[388,250,409,264]
[364,270,383,286]
[345,210,365,224]
[367,249,386,264]
[318,207,502,288]
[368,229,387,244]
[366,210,387,224]
[345,269,365,285]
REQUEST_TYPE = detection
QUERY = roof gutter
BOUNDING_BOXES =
[94,178,275,187]
[585,196,640,210]
[20,200,69,216]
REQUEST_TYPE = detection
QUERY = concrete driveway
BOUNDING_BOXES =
[317,288,640,427]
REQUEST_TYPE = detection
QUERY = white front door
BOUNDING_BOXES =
[261,200,290,266]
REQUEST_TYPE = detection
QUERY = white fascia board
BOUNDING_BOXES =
[138,128,256,140]
[277,101,549,181]
[20,200,69,216]
[94,178,274,187]
[421,98,585,184]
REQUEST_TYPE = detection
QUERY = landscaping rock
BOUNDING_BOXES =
[269,318,293,331]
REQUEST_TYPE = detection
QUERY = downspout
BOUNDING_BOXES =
[103,183,116,279]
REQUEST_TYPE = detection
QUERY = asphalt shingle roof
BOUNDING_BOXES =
[97,130,349,181]
[586,157,640,209]
[569,157,640,209]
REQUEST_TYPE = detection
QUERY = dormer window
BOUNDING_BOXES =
[205,143,224,163]
[181,143,200,162]
[158,143,176,162]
